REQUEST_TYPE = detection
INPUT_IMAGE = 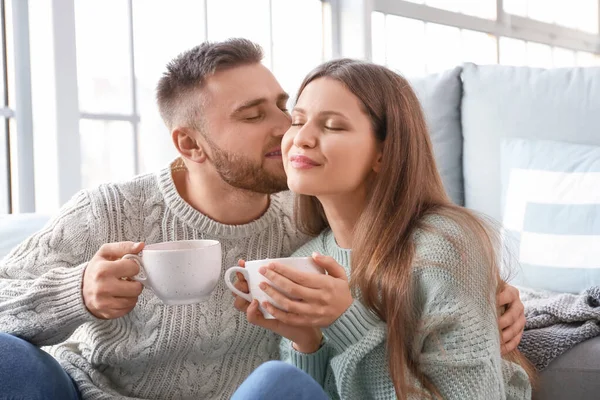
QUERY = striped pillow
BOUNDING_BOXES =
[501,138,600,293]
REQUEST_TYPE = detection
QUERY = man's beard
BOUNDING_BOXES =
[207,140,288,194]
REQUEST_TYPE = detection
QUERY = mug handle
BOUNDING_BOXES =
[122,254,151,288]
[224,267,252,302]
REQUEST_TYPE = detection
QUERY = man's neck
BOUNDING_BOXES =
[318,189,367,249]
[172,168,270,225]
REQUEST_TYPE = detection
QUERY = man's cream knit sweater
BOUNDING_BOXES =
[0,162,308,399]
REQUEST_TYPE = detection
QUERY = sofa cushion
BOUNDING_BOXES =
[461,63,600,221]
[534,336,600,400]
[501,138,600,293]
[0,214,51,260]
[410,67,464,206]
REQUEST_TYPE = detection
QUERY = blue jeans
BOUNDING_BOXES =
[0,333,80,400]
[232,361,328,400]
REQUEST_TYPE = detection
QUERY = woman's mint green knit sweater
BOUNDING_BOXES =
[281,215,532,400]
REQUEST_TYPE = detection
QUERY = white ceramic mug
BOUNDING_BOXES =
[122,240,221,305]
[224,257,324,319]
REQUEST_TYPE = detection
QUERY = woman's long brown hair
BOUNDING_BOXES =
[293,59,536,398]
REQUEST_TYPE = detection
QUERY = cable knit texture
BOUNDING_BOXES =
[0,161,309,399]
[280,215,532,400]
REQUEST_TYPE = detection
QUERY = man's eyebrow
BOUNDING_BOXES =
[232,93,290,114]
[233,98,267,114]
[277,93,290,104]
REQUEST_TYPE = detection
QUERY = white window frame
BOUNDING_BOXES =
[13,0,331,212]
[3,0,35,213]
[7,0,598,213]
[371,0,600,59]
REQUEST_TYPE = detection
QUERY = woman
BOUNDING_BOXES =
[232,59,534,399]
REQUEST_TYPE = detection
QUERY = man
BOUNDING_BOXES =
[0,39,525,399]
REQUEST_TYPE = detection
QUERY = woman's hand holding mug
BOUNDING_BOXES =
[228,253,354,353]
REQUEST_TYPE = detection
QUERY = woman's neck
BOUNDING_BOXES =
[318,189,368,249]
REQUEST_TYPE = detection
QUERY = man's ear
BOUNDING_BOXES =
[172,127,206,163]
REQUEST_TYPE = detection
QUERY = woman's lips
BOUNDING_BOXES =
[289,154,320,169]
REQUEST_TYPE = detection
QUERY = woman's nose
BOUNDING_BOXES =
[293,123,317,149]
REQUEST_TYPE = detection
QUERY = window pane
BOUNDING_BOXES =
[526,42,553,68]
[0,5,6,108]
[0,119,8,213]
[552,47,576,67]
[272,0,323,96]
[499,37,527,66]
[425,23,461,74]
[75,0,132,114]
[4,0,15,109]
[427,0,496,19]
[207,0,271,68]
[80,120,136,189]
[133,0,205,89]
[426,0,460,13]
[371,12,386,66]
[385,16,426,78]
[527,0,555,23]
[322,1,334,60]
[576,51,600,66]
[503,0,527,16]
[8,118,18,212]
[461,30,497,65]
[132,0,205,173]
[555,0,598,33]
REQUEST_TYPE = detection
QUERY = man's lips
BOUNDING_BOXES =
[265,148,282,157]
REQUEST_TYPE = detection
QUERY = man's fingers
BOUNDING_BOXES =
[108,259,141,278]
[501,330,523,355]
[501,312,525,344]
[113,297,139,310]
[499,309,517,330]
[499,299,524,330]
[497,285,519,307]
[112,280,144,298]
[97,242,144,260]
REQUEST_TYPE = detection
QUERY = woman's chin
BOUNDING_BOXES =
[287,181,322,197]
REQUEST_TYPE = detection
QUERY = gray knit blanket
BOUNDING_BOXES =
[517,286,600,371]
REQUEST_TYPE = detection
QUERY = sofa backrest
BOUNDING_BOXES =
[410,67,464,206]
[460,63,600,221]
[0,213,51,260]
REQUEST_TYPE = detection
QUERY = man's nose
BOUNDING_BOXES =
[272,110,292,137]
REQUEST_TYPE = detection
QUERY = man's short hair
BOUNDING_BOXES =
[156,38,264,130]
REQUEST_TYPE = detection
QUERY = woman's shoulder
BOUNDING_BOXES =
[411,212,495,294]
[291,231,328,258]
[413,212,490,264]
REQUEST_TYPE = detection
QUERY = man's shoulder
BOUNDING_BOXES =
[86,171,161,203]
[270,191,294,216]
[270,191,316,253]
